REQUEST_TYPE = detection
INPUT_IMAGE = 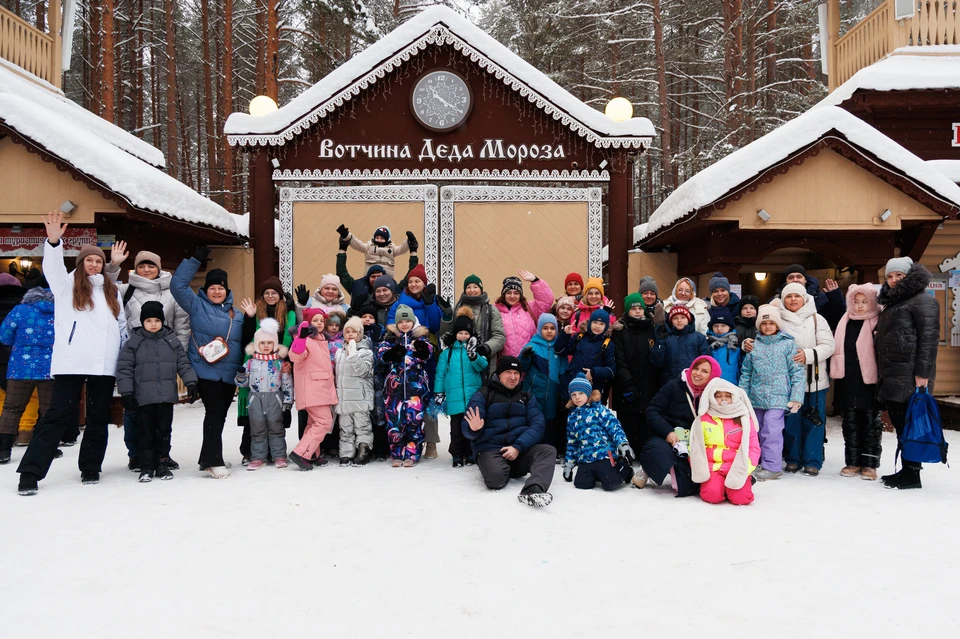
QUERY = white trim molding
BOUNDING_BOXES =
[278,185,439,293]
[438,186,602,301]
[939,251,960,347]
[272,168,611,182]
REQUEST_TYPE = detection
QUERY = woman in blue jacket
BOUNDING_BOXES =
[170,247,244,479]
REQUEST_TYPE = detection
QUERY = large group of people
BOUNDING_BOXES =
[0,212,942,506]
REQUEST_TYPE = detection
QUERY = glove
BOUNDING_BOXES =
[295,284,309,306]
[423,283,436,306]
[465,336,478,360]
[562,460,574,482]
[284,292,296,309]
[346,340,357,356]
[336,224,349,239]
[193,246,211,263]
[282,403,292,412]
[617,442,636,465]
[477,343,491,359]
[413,340,430,360]
[122,395,138,411]
[383,344,405,363]
[520,346,533,360]
[623,389,636,404]
[406,231,419,252]
[434,393,446,406]
[655,323,669,341]
[436,294,451,310]
[187,384,200,404]
[338,236,350,251]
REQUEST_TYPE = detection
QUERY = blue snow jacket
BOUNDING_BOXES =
[519,334,566,420]
[170,257,245,384]
[565,401,628,465]
[706,331,741,384]
[650,323,710,388]
[434,338,488,416]
[387,291,442,335]
[739,331,806,409]
[464,379,545,459]
[555,330,616,399]
[0,287,55,380]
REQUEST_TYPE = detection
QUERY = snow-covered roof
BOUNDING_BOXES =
[640,106,960,243]
[927,160,960,183]
[225,6,654,149]
[0,93,241,235]
[0,61,165,167]
[818,48,960,108]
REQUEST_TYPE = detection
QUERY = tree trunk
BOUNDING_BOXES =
[255,0,266,94]
[223,0,235,212]
[266,0,278,99]
[765,0,777,110]
[90,0,103,116]
[164,0,178,176]
[652,0,674,190]
[201,0,219,199]
[35,0,45,31]
[135,0,144,133]
[102,0,115,123]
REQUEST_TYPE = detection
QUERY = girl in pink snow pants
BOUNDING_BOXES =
[288,308,338,470]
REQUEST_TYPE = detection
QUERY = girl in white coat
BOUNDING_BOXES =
[18,212,128,496]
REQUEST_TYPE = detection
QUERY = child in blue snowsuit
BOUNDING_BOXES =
[561,374,635,490]
[706,306,741,383]
[520,313,567,457]
[555,308,616,400]
[650,305,709,387]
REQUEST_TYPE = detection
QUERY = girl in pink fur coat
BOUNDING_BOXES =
[830,284,882,481]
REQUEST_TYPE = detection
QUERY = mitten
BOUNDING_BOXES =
[406,231,419,252]
[477,343,491,359]
[282,403,292,412]
[466,336,478,361]
[423,283,436,306]
[338,236,350,251]
[187,384,200,404]
[562,460,574,482]
[434,393,446,406]
[295,284,309,306]
[617,442,636,464]
[291,322,310,354]
[413,340,430,360]
[122,395,138,411]
[655,323,669,341]
[437,294,451,311]
[193,246,211,263]
[383,344,405,363]
[520,346,533,360]
[336,224,349,239]
[346,340,357,356]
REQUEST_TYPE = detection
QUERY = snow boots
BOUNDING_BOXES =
[81,471,100,485]
[0,433,14,464]
[288,452,313,471]
[517,484,553,508]
[353,443,372,466]
[881,466,922,489]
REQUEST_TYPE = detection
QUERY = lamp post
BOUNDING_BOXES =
[248,95,279,289]
[605,97,635,307]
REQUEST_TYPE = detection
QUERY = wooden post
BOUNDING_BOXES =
[49,0,62,88]
[607,151,633,307]
[250,150,275,287]
[827,0,840,91]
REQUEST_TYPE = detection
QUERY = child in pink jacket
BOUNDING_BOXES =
[570,277,617,329]
[495,270,554,358]
[689,378,761,505]
[288,308,338,470]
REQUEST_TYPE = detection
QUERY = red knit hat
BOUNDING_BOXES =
[565,272,584,288]
[407,264,428,285]
[669,305,693,323]
[302,307,327,322]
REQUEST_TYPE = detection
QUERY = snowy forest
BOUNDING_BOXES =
[1,0,879,223]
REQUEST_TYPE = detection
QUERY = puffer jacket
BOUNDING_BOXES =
[235,348,293,405]
[770,295,836,393]
[739,331,805,409]
[555,329,616,399]
[565,400,628,465]
[697,414,760,475]
[496,278,554,358]
[304,290,349,317]
[646,376,698,439]
[170,257,245,384]
[0,283,25,382]
[706,331,741,384]
[378,324,433,400]
[440,292,506,373]
[116,326,197,406]
[611,314,659,413]
[650,323,710,388]
[106,266,191,351]
[735,315,757,345]
[0,287,55,380]
[334,337,375,414]
[875,263,940,403]
[434,339,488,416]
[519,334,565,420]
[289,326,338,409]
[463,379,545,459]
[387,290,442,335]
[347,232,410,277]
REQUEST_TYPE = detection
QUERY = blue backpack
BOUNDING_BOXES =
[897,388,949,466]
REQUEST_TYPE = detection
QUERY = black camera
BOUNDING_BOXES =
[801,405,823,427]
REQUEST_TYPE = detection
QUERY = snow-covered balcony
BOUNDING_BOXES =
[0,2,62,90]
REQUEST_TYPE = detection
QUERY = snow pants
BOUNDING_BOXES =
[886,401,921,470]
[338,410,373,459]
[784,389,827,470]
[384,394,425,462]
[699,470,754,505]
[476,443,556,492]
[293,405,334,461]
[639,436,699,497]
[448,414,469,457]
[574,458,634,490]
[248,391,286,462]
[840,408,882,468]
[754,408,785,472]
[0,380,52,435]
[137,403,174,474]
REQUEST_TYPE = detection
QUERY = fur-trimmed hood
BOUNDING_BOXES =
[244,343,289,358]
[878,263,931,307]
[22,286,55,306]
[386,323,430,339]
[288,323,321,339]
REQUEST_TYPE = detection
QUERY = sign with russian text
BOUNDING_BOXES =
[0,228,99,256]
[319,138,566,167]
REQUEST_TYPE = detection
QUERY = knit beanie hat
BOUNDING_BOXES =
[708,272,730,293]
[364,264,386,280]
[373,226,391,242]
[589,308,610,329]
[452,306,475,336]
[568,373,592,397]
[781,282,808,301]
[537,313,558,334]
[555,296,577,312]
[669,305,693,323]
[0,273,21,287]
[140,300,165,325]
[319,274,341,292]
[343,316,364,337]
[204,268,229,292]
[885,256,914,277]
[134,250,162,270]
[373,274,397,294]
[638,276,658,296]
[624,292,645,311]
[784,264,808,279]
[501,276,523,294]
[709,306,735,330]
[755,304,782,330]
[395,304,416,323]
[463,274,483,292]
[253,318,280,350]
[77,244,106,265]
[565,273,584,289]
[260,276,284,298]
[358,304,378,319]
[495,356,521,376]
[407,264,428,285]
[302,307,327,323]
[739,295,760,314]
[583,277,605,297]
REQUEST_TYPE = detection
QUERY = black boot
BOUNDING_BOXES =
[18,472,38,496]
[353,443,372,466]
[0,433,14,464]
[81,471,100,485]
[451,455,464,468]
[288,452,313,471]
[517,484,553,507]
[881,466,922,490]
[840,408,860,467]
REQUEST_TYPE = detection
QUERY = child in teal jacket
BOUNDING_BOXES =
[519,313,566,456]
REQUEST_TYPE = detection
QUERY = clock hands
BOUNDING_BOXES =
[429,86,463,115]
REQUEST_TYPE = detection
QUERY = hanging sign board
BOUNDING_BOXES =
[0,228,98,256]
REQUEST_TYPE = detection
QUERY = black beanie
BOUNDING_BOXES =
[740,295,760,313]
[140,300,165,325]
[358,303,378,319]
[204,268,229,292]
[784,264,807,279]
[452,313,475,337]
[495,356,521,376]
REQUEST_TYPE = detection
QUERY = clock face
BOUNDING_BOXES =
[411,70,472,132]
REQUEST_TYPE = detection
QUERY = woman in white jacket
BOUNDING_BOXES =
[771,282,836,476]
[662,277,710,335]
[17,212,127,496]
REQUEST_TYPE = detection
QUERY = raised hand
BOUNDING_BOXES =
[406,231,419,252]
[824,278,839,293]
[110,240,129,267]
[193,246,212,263]
[336,224,349,239]
[518,269,536,282]
[43,211,68,244]
[465,406,484,432]
[295,284,309,306]
[339,235,350,251]
[423,283,436,306]
[239,297,257,317]
[297,321,310,339]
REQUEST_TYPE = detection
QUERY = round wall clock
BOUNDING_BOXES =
[410,69,473,132]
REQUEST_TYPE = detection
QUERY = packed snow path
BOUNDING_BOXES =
[3,403,957,637]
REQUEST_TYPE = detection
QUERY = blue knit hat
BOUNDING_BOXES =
[709,306,735,330]
[373,274,397,294]
[708,272,731,293]
[537,313,558,334]
[589,308,610,328]
[373,226,391,242]
[568,373,592,397]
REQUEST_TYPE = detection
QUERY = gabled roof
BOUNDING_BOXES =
[225,6,654,149]
[639,106,960,244]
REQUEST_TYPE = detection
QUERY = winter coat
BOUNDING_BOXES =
[440,292,506,373]
[338,253,418,313]
[463,379,545,459]
[235,353,293,403]
[833,320,877,410]
[664,280,711,335]
[378,324,433,400]
[0,287,55,380]
[334,337,375,414]
[496,279,555,358]
[646,376,699,439]
[304,290,350,317]
[44,241,128,377]
[555,329,616,398]
[346,232,410,277]
[0,283,26,381]
[570,296,618,329]
[650,323,710,388]
[106,266,191,351]
[694,413,760,479]
[434,339,488,416]
[519,334,565,420]
[734,315,757,345]
[565,401,628,465]
[237,309,297,422]
[875,263,940,404]
[738,331,805,409]
[288,327,338,409]
[611,314,659,414]
[771,276,846,331]
[770,295,836,393]
[170,257,245,384]
[116,326,197,406]
[708,292,742,317]
[706,331,741,384]
[387,291,442,335]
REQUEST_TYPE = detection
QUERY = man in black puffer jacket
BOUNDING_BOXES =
[464,357,555,507]
[875,257,940,490]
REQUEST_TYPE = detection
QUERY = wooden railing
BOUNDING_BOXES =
[830,0,960,91]
[0,6,61,89]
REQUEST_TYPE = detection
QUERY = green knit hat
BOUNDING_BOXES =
[624,292,647,311]
[395,304,416,323]
[463,274,483,292]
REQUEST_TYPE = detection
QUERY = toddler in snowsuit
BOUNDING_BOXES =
[738,304,804,480]
[378,304,434,466]
[650,306,709,388]
[706,306,740,383]
[334,316,375,466]
[689,378,761,505]
[556,308,616,400]
[519,313,566,459]
[562,374,635,490]
[234,318,293,471]
[288,308,338,470]
[116,302,198,482]
[735,295,760,344]
[338,224,413,278]
[434,307,489,467]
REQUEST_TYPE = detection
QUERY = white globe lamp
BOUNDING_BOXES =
[249,95,279,117]
[605,97,633,122]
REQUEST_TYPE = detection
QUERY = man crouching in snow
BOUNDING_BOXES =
[463,356,556,507]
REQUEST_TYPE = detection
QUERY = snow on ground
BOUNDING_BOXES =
[3,402,959,637]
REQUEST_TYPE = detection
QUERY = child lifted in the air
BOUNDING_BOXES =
[337,224,417,278]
